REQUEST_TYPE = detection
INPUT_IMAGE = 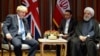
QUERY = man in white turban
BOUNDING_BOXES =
[71,7,100,56]
[83,7,94,21]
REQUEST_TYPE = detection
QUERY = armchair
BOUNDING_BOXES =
[0,23,30,56]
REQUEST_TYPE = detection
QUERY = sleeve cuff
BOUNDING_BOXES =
[87,35,90,37]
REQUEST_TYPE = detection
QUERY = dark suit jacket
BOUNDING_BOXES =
[73,18,100,42]
[58,18,77,37]
[2,14,30,38]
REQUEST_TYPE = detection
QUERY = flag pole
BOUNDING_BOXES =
[49,0,52,30]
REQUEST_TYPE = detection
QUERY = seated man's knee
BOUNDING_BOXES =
[14,43,22,48]
[32,40,39,46]
[71,38,80,45]
[87,41,96,47]
[35,40,39,46]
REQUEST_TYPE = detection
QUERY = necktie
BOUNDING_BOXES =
[19,19,26,40]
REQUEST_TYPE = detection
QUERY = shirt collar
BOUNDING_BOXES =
[17,14,20,20]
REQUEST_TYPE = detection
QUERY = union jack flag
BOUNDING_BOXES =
[22,0,41,40]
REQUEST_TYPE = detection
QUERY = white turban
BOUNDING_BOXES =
[84,7,94,17]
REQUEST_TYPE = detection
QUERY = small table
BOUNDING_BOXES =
[38,38,68,56]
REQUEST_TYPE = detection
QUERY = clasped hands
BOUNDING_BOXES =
[79,35,87,42]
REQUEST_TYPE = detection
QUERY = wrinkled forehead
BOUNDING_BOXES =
[84,10,93,16]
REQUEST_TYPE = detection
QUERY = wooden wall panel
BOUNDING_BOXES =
[39,0,51,36]
[0,0,100,37]
[0,0,21,22]
[97,0,100,22]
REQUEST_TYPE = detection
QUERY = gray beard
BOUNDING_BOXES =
[83,16,91,21]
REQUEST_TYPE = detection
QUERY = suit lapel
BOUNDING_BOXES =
[14,15,19,27]
[63,19,67,29]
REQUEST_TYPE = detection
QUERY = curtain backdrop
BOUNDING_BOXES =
[0,0,100,37]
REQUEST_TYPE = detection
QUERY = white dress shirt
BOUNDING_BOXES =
[64,19,70,34]
[17,15,26,40]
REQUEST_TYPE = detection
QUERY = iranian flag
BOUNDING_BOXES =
[53,0,70,28]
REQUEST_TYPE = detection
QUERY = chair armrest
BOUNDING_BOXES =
[0,33,12,50]
[97,41,100,49]
[7,40,12,50]
[0,33,3,49]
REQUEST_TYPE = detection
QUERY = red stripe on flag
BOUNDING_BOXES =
[28,0,40,29]
[22,0,41,38]
[53,5,63,28]
[53,0,70,28]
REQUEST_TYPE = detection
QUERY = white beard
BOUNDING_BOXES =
[83,16,92,21]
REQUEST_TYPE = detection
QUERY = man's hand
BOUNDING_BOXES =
[26,33,32,40]
[6,33,12,40]
[79,36,87,42]
[63,34,68,38]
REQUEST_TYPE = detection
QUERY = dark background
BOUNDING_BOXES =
[0,0,100,37]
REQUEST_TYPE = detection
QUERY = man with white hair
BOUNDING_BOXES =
[2,5,39,56]
[70,7,100,56]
